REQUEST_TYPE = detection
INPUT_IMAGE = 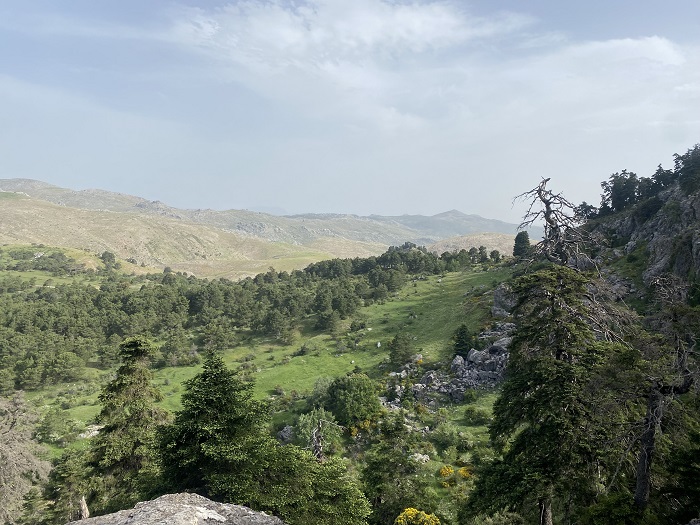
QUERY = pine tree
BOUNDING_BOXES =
[159,351,371,525]
[452,323,475,358]
[159,350,271,502]
[467,266,616,524]
[512,231,531,258]
[89,337,169,514]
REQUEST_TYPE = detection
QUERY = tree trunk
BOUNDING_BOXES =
[78,495,90,520]
[634,387,663,509]
[538,496,553,525]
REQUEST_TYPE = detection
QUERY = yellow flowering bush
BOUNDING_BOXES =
[394,507,441,525]
[458,466,472,479]
[439,465,454,478]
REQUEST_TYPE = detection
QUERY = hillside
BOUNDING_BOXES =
[427,232,517,257]
[0,192,374,279]
[0,244,505,524]
[0,179,536,278]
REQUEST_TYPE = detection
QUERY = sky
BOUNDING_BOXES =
[1,1,699,222]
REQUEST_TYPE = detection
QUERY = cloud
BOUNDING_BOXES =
[169,1,531,66]
[2,2,699,220]
[161,1,534,127]
[161,4,699,149]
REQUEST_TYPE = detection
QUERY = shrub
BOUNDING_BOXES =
[394,507,441,525]
[457,466,472,479]
[462,389,479,404]
[439,465,454,478]
[432,423,459,450]
[463,406,491,426]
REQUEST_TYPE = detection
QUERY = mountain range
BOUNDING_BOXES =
[0,179,538,278]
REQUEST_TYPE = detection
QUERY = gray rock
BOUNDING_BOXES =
[486,345,506,356]
[491,283,516,318]
[451,355,465,372]
[467,349,489,364]
[67,493,286,525]
[484,360,498,372]
[422,371,439,385]
[277,425,294,444]
[492,336,512,350]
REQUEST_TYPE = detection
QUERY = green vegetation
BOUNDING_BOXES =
[1,240,509,525]
[4,144,700,525]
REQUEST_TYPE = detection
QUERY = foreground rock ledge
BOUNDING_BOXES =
[67,493,286,525]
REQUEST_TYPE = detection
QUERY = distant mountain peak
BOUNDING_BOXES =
[433,209,468,218]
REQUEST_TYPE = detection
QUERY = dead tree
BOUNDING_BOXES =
[309,419,343,462]
[514,178,596,269]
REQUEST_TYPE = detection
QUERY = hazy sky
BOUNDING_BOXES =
[1,1,699,222]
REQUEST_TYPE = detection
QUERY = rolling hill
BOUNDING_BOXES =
[0,179,537,278]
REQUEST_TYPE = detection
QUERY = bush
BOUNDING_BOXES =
[439,465,454,478]
[350,319,367,331]
[463,406,491,426]
[432,423,459,451]
[326,373,382,427]
[462,389,479,404]
[394,507,441,525]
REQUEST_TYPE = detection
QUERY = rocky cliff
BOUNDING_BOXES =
[595,184,700,286]
[66,493,286,525]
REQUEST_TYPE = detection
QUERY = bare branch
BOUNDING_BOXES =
[514,178,598,269]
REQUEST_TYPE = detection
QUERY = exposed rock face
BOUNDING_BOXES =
[491,283,517,318]
[276,425,294,444]
[66,493,286,525]
[396,322,515,406]
[595,185,700,286]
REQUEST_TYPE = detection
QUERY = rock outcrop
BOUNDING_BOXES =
[416,322,514,403]
[595,184,700,286]
[66,493,286,525]
[491,283,517,318]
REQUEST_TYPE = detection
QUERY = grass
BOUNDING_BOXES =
[0,192,23,200]
[25,264,512,462]
[0,197,388,280]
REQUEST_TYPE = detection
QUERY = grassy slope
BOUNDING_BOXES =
[0,195,387,279]
[23,265,510,428]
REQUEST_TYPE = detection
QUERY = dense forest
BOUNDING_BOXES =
[0,241,485,392]
[2,145,700,525]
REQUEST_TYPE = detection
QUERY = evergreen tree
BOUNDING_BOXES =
[0,394,50,525]
[159,350,272,501]
[388,332,414,366]
[452,324,476,358]
[40,450,91,525]
[159,351,371,525]
[467,266,615,524]
[88,337,169,514]
[362,412,438,525]
[512,231,531,258]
